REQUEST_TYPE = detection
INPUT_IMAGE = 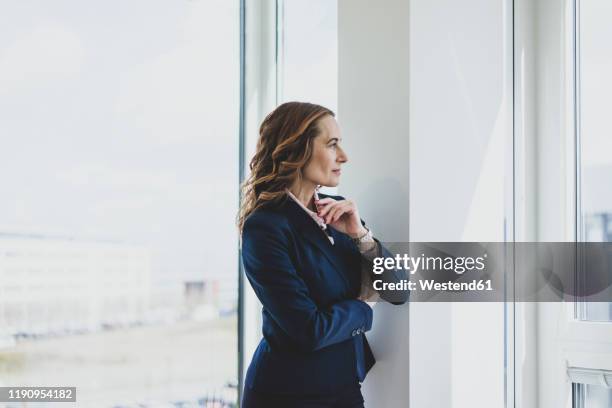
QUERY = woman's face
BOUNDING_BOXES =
[303,115,348,188]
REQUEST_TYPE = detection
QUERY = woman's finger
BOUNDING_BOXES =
[331,203,350,223]
[323,205,339,223]
[327,205,346,224]
[318,200,342,217]
[315,197,335,205]
[317,202,333,218]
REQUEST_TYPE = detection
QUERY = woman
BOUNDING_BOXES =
[237,102,407,407]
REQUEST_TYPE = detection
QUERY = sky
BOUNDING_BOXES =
[0,0,240,286]
[0,0,343,288]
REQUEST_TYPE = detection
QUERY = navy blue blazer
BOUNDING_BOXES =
[241,192,408,396]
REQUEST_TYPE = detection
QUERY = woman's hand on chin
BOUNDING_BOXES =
[315,197,367,238]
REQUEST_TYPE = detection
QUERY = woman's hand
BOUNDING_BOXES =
[315,197,367,238]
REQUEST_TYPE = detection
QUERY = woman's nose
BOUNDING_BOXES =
[337,147,348,163]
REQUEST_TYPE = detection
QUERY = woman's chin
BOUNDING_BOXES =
[322,180,340,188]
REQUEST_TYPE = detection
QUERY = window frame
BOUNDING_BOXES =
[514,0,612,406]
[238,0,280,403]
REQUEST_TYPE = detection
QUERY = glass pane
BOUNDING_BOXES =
[574,383,612,408]
[278,0,338,113]
[0,1,239,406]
[577,0,612,321]
[585,384,612,408]
[278,0,337,198]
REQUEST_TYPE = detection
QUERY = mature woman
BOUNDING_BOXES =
[237,102,407,407]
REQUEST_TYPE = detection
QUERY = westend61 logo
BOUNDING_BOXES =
[372,253,487,275]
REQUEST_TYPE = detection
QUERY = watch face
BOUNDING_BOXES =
[354,228,372,242]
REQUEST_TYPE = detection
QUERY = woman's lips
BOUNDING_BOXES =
[332,169,341,175]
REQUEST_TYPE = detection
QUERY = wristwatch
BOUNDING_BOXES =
[352,226,373,244]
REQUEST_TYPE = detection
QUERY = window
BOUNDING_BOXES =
[566,1,612,407]
[573,382,612,408]
[277,0,337,113]
[276,0,337,199]
[516,0,612,405]
[0,1,239,406]
[576,0,612,322]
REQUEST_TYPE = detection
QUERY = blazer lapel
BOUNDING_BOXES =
[282,197,346,274]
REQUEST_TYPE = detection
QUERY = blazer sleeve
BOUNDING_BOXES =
[367,231,410,305]
[330,194,409,305]
[241,214,373,352]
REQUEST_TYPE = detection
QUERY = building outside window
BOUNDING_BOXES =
[0,1,240,406]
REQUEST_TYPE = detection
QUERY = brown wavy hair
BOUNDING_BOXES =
[237,101,335,234]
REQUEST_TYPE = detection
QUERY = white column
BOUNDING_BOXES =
[338,0,512,406]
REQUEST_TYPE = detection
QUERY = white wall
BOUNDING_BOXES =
[338,0,512,406]
[409,2,512,408]
[338,1,411,406]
